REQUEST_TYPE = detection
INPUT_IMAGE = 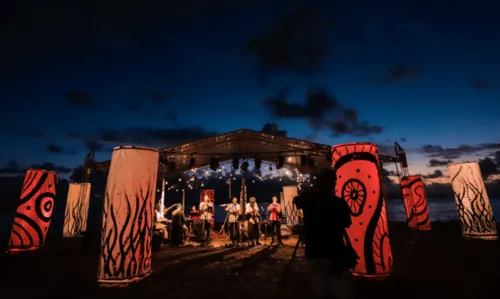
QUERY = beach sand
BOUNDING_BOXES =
[1,222,499,299]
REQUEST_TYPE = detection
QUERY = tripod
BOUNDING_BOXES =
[276,233,302,299]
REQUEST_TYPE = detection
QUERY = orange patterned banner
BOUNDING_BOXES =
[7,169,58,253]
[331,143,393,279]
[97,146,159,286]
[401,176,431,231]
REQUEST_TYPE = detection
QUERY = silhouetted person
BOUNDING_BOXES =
[294,168,353,299]
[170,204,186,247]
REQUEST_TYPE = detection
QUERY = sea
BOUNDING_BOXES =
[1,198,500,238]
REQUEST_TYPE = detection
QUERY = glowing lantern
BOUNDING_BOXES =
[7,169,58,253]
[63,183,91,237]
[97,146,159,286]
[200,189,215,226]
[401,176,432,231]
[331,143,393,278]
[447,161,498,240]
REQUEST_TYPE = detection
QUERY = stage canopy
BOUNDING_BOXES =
[94,129,398,173]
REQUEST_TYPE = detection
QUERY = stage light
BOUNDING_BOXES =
[209,157,219,171]
[255,158,262,169]
[276,156,285,169]
[269,166,273,171]
[232,158,239,169]
[241,161,249,171]
[187,157,196,168]
[300,155,308,166]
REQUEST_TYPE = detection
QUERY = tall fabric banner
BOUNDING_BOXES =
[63,183,91,237]
[200,189,215,226]
[448,161,498,240]
[7,169,58,253]
[97,146,159,286]
[282,186,299,226]
[401,176,431,231]
[331,143,393,278]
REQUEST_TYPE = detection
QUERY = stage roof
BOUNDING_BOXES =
[95,129,398,173]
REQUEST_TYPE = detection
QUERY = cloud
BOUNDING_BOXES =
[148,92,170,103]
[0,160,71,174]
[381,66,419,85]
[478,157,500,179]
[261,122,287,137]
[244,8,330,75]
[427,159,453,167]
[164,110,178,124]
[422,170,443,179]
[419,143,500,159]
[400,137,407,142]
[81,126,220,148]
[46,144,63,154]
[65,89,93,108]
[263,88,383,137]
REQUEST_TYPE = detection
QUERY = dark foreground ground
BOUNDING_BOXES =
[1,222,499,299]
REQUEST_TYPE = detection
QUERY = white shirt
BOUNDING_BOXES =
[245,203,259,217]
[226,203,240,223]
[155,210,162,222]
[199,201,213,221]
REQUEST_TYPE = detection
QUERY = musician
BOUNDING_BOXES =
[245,197,262,246]
[199,195,214,246]
[170,204,186,246]
[267,196,284,245]
[154,202,176,241]
[189,205,200,221]
[225,196,240,246]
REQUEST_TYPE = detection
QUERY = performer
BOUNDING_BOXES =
[154,202,176,241]
[245,197,262,246]
[189,205,201,221]
[225,196,241,246]
[199,195,214,246]
[170,204,186,247]
[267,196,284,245]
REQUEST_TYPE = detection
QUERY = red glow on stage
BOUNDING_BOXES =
[200,189,215,226]
[97,146,159,286]
[331,143,393,278]
[401,176,432,231]
[7,169,58,253]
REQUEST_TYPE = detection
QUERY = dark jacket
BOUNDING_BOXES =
[294,188,351,259]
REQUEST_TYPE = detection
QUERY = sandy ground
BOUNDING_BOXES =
[1,222,499,299]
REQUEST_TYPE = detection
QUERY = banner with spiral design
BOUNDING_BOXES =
[448,161,498,240]
[97,146,159,286]
[7,169,58,253]
[63,183,91,237]
[401,176,432,231]
[331,143,393,278]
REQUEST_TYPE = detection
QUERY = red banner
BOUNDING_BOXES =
[402,175,432,231]
[7,169,58,253]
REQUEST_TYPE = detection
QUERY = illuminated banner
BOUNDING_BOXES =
[331,143,393,278]
[200,189,215,226]
[7,169,58,253]
[401,176,432,231]
[63,183,91,237]
[282,186,299,226]
[448,161,498,240]
[97,146,159,286]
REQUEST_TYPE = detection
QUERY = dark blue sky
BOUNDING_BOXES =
[1,0,500,180]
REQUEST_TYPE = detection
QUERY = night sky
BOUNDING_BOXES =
[1,0,500,185]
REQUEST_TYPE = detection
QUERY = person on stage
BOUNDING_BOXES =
[267,196,284,246]
[154,202,176,241]
[245,197,262,246]
[170,204,186,247]
[225,196,241,246]
[189,205,201,221]
[199,195,214,246]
